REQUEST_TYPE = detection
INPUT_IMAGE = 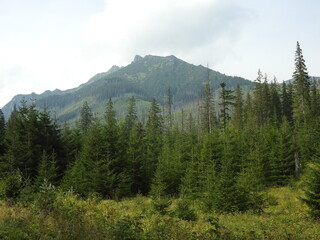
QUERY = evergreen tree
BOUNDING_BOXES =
[243,92,256,129]
[5,102,63,184]
[253,70,264,126]
[166,87,174,130]
[207,130,250,212]
[180,154,201,199]
[281,82,294,124]
[38,108,65,177]
[310,78,320,118]
[302,146,320,219]
[200,129,222,201]
[232,84,244,129]
[103,98,128,197]
[127,122,148,195]
[219,82,234,130]
[292,41,311,124]
[269,78,282,126]
[151,131,183,198]
[62,120,118,197]
[200,82,215,133]
[292,42,312,178]
[79,101,93,133]
[238,128,266,192]
[145,99,163,191]
[61,122,82,168]
[124,96,138,135]
[253,71,272,126]
[269,118,295,185]
[35,150,58,188]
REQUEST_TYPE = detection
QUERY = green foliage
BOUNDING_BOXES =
[151,134,184,198]
[200,82,215,133]
[151,198,172,215]
[302,159,320,219]
[0,170,22,201]
[1,187,319,240]
[2,55,254,124]
[172,199,197,221]
[79,101,93,133]
[108,216,143,240]
[219,82,234,129]
[292,41,311,124]
[232,84,244,129]
[34,179,57,212]
[2,42,320,239]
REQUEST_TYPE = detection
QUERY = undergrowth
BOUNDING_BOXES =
[0,187,319,239]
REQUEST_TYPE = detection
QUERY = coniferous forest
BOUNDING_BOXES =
[0,42,320,239]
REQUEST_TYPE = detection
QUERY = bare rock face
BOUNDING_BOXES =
[133,55,143,63]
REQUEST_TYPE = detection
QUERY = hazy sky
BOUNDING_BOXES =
[0,0,319,107]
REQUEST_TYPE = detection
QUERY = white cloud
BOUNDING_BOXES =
[0,0,252,107]
[83,0,251,67]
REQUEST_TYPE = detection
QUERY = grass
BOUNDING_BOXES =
[0,187,320,239]
[219,187,320,239]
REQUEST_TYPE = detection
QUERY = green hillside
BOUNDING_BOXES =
[2,55,254,123]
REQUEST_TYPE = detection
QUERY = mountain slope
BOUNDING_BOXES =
[2,55,254,123]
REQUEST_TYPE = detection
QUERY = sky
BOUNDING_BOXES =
[0,0,320,107]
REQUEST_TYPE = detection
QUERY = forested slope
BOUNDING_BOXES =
[2,55,253,123]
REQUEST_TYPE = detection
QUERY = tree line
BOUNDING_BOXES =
[0,42,319,215]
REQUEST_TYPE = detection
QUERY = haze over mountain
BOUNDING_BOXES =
[2,55,254,123]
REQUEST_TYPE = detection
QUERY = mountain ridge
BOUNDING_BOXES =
[2,55,254,123]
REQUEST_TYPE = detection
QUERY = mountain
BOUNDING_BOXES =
[2,55,254,123]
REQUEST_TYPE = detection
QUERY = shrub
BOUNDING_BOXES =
[151,198,172,215]
[108,215,144,240]
[34,179,57,213]
[172,199,197,221]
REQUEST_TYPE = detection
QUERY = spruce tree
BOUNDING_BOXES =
[62,120,117,197]
[35,150,58,188]
[61,122,82,168]
[310,78,320,118]
[200,82,215,133]
[127,122,148,195]
[253,70,264,126]
[281,82,294,124]
[219,82,234,130]
[292,41,311,124]
[124,96,138,135]
[269,78,282,126]
[166,87,174,130]
[302,146,320,219]
[207,130,250,212]
[151,132,183,198]
[145,99,163,191]
[79,101,93,133]
[103,98,128,197]
[243,92,256,129]
[232,84,244,129]
[292,42,312,178]
[269,118,295,185]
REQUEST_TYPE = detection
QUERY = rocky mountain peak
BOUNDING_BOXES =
[133,55,143,63]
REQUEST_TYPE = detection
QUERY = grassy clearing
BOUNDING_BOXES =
[0,187,319,239]
[219,187,320,239]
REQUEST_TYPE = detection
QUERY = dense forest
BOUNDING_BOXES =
[0,42,320,239]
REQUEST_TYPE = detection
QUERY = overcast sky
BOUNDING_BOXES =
[0,0,319,107]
